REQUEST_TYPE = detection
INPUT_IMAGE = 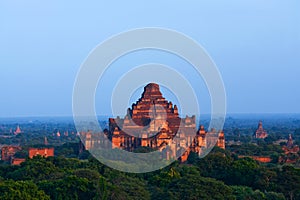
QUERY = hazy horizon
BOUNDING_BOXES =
[1,112,300,119]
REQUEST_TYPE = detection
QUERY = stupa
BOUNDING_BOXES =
[14,125,22,135]
[254,121,268,139]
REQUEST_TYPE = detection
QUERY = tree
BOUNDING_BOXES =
[73,168,108,200]
[196,151,233,181]
[104,169,151,200]
[275,166,300,200]
[38,176,96,200]
[6,156,59,181]
[168,172,234,200]
[0,180,50,200]
[231,186,285,200]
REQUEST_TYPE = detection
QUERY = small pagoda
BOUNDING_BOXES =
[14,125,22,135]
[254,121,268,139]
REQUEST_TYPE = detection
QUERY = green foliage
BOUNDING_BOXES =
[103,168,151,200]
[228,158,260,186]
[227,143,283,156]
[0,180,50,200]
[6,156,60,181]
[38,175,96,200]
[265,192,286,200]
[195,151,300,198]
[275,166,300,200]
[150,165,235,200]
[231,186,285,200]
[0,152,299,199]
[133,146,154,153]
[197,151,233,181]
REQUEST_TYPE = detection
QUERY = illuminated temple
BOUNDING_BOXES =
[81,83,225,162]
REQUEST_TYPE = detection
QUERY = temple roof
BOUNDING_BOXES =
[109,83,191,136]
[141,83,163,100]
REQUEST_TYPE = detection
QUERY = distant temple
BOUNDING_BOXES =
[238,155,271,163]
[1,146,55,165]
[28,148,54,159]
[282,134,299,155]
[0,146,26,165]
[14,125,22,135]
[44,136,48,145]
[254,121,268,139]
[287,134,294,149]
[81,83,225,162]
[56,131,61,137]
[279,134,299,164]
[1,146,22,161]
[11,158,26,165]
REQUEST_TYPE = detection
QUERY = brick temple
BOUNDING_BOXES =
[28,148,54,159]
[254,121,268,139]
[14,125,22,135]
[1,146,22,162]
[82,83,225,162]
[282,134,299,155]
[1,146,54,165]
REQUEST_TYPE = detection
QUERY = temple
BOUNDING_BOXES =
[81,83,225,162]
[28,148,54,159]
[1,146,22,162]
[287,134,294,148]
[282,134,299,154]
[0,146,55,165]
[14,125,22,135]
[254,121,268,139]
[279,134,299,164]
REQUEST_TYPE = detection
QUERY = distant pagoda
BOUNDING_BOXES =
[282,134,299,154]
[14,125,22,135]
[287,134,294,148]
[280,134,299,164]
[254,121,268,139]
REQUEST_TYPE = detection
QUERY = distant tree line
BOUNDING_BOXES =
[0,147,298,200]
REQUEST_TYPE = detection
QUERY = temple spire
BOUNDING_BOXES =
[14,125,22,135]
[254,121,268,139]
[44,136,48,145]
[287,134,294,148]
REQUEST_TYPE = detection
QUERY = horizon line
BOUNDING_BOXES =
[1,112,300,119]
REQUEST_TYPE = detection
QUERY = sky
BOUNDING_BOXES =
[0,0,299,117]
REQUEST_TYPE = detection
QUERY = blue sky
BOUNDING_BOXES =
[0,1,299,117]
